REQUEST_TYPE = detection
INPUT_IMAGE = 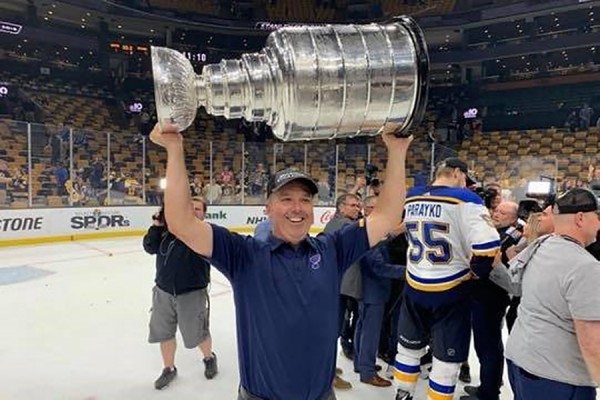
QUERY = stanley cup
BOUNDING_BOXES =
[151,16,429,141]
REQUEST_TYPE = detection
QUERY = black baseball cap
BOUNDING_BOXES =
[267,168,318,197]
[436,157,476,186]
[554,187,600,214]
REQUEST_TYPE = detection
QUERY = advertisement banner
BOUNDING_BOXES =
[0,205,336,246]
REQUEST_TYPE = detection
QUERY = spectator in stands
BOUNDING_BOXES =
[53,163,69,196]
[143,198,218,390]
[110,171,127,194]
[579,103,593,129]
[249,163,269,196]
[0,160,10,178]
[190,175,204,197]
[203,175,223,204]
[140,110,151,136]
[124,172,142,198]
[317,174,331,204]
[90,155,105,190]
[219,165,234,195]
[566,111,579,132]
[12,167,27,192]
[45,130,63,165]
[588,164,600,188]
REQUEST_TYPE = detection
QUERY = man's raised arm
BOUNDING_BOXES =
[366,126,413,247]
[149,123,214,257]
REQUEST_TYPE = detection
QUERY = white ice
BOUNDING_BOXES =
[0,236,567,400]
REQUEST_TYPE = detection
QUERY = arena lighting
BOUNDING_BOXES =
[526,181,552,199]
[0,21,23,35]
[159,178,167,190]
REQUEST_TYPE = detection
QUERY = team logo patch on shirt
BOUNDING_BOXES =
[309,254,321,270]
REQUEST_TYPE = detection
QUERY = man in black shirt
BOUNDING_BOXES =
[143,197,217,390]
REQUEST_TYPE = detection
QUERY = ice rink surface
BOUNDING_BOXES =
[0,236,541,400]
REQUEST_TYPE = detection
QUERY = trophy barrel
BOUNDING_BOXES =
[265,16,429,140]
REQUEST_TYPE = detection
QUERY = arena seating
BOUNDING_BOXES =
[149,0,218,16]
[382,0,456,18]
[458,127,600,187]
[265,0,335,22]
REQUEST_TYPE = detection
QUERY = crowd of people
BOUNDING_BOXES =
[143,120,600,400]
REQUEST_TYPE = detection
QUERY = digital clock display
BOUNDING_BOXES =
[109,42,149,55]
[181,51,207,63]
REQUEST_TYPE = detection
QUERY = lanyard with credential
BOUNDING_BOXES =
[512,234,583,279]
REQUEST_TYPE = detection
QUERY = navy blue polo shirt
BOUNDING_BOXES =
[209,221,369,400]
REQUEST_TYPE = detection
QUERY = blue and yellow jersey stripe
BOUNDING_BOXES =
[427,379,455,400]
[406,268,471,292]
[472,239,501,257]
[393,361,420,384]
[407,186,484,205]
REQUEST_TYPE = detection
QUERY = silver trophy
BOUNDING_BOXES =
[151,16,429,141]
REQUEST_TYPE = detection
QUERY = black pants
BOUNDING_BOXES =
[338,294,358,355]
[471,289,509,400]
[378,280,404,363]
[505,296,520,333]
[238,386,337,400]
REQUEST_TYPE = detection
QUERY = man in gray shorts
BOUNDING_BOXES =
[143,197,217,390]
[504,188,600,400]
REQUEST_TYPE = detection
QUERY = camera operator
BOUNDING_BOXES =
[143,197,218,390]
[463,201,521,400]
[471,183,502,212]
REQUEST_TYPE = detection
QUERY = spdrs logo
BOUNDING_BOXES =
[71,209,130,230]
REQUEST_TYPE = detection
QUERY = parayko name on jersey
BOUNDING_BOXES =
[405,203,443,218]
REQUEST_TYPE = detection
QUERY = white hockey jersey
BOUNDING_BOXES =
[403,186,501,292]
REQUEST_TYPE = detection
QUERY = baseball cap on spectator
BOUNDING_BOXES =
[554,187,600,214]
[267,168,318,197]
[436,157,476,186]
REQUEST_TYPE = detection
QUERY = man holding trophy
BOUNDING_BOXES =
[149,17,429,400]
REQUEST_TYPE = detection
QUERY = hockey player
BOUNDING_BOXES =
[393,158,501,400]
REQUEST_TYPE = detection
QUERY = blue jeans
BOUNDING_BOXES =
[507,360,596,400]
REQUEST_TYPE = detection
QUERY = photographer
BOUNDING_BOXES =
[475,183,502,212]
[143,197,218,390]
[464,201,520,400]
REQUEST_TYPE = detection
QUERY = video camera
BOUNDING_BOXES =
[473,186,499,210]
[365,164,380,187]
[152,206,165,224]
